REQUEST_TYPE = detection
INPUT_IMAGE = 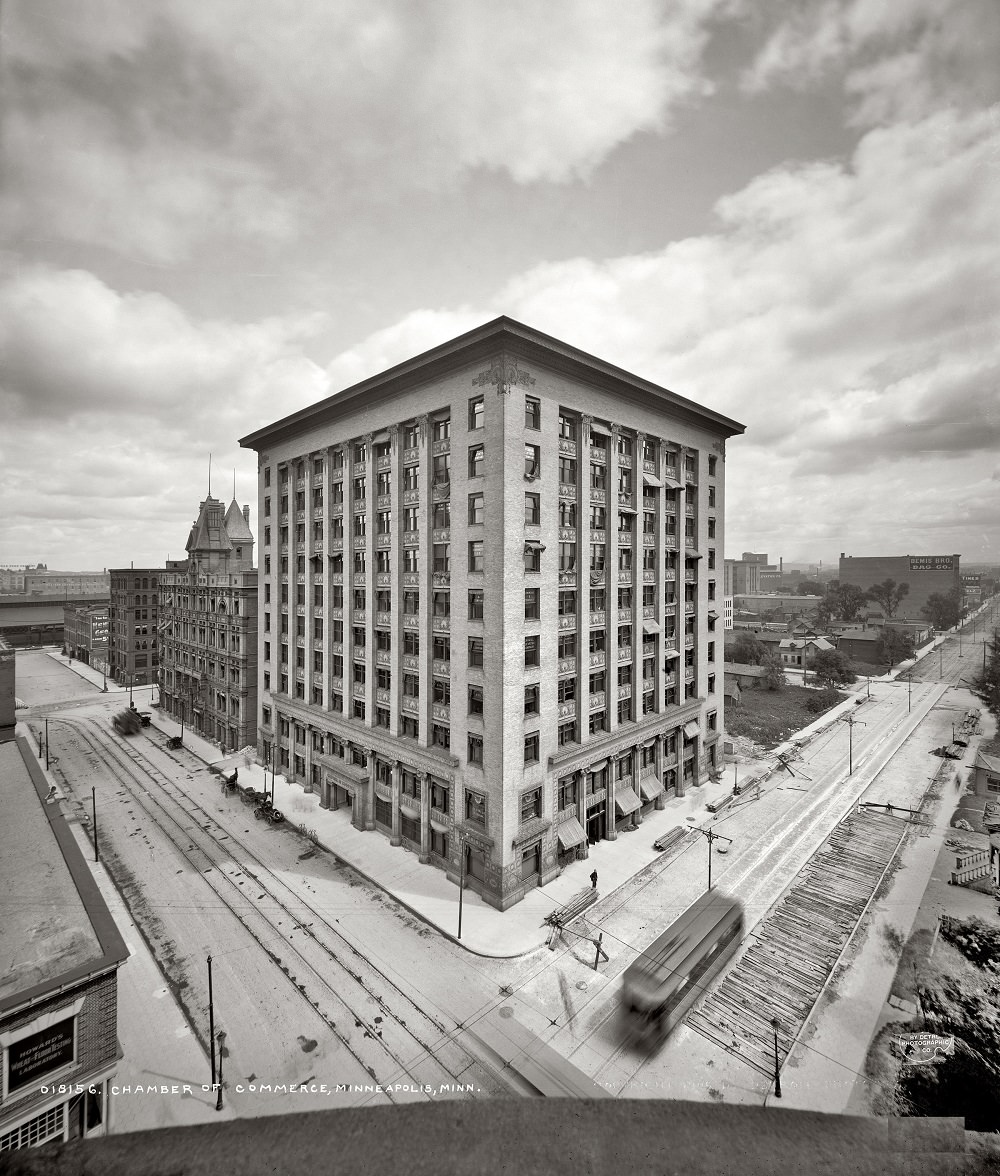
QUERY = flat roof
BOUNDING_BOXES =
[0,736,128,1013]
[239,315,746,451]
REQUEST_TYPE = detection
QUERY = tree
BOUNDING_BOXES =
[826,582,867,622]
[865,578,910,619]
[808,648,857,688]
[923,589,962,631]
[761,653,787,691]
[875,628,914,668]
[796,580,824,596]
[731,633,768,665]
[969,632,1000,724]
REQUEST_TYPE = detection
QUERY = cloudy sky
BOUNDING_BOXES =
[2,0,998,573]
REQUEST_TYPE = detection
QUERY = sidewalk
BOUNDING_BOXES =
[141,707,764,958]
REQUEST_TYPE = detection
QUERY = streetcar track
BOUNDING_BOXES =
[51,717,501,1100]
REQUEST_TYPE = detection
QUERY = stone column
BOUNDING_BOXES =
[390,759,402,846]
[365,749,376,830]
[419,771,432,863]
[576,767,589,860]
[676,731,687,798]
[653,734,666,810]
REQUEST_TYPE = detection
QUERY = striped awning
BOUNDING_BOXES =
[614,786,642,816]
[557,817,587,850]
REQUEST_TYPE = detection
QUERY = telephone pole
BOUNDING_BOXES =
[692,826,733,892]
[840,713,866,775]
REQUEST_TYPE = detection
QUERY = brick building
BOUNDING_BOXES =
[63,604,110,669]
[108,569,163,689]
[0,737,128,1151]
[838,553,961,624]
[159,496,259,752]
[240,317,743,910]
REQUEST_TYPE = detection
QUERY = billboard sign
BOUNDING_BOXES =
[7,1017,76,1092]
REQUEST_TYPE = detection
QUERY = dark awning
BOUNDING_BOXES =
[556,817,587,850]
[614,786,642,816]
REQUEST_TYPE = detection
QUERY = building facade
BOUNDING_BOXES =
[240,318,744,910]
[23,572,110,597]
[0,637,14,742]
[108,569,162,688]
[0,737,128,1152]
[159,497,258,752]
[63,604,110,668]
[838,553,962,624]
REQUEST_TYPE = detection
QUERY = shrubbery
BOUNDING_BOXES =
[804,687,844,714]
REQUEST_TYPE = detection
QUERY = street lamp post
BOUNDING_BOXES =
[771,1018,782,1099]
[215,1032,225,1112]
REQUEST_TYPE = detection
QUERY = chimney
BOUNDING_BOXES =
[243,505,250,523]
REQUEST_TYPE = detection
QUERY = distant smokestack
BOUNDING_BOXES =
[780,557,783,573]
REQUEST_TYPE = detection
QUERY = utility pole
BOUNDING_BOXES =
[771,1018,783,1099]
[457,841,467,940]
[841,713,866,775]
[207,955,217,1088]
[692,826,732,892]
[215,1031,226,1112]
[91,786,98,863]
[44,717,49,770]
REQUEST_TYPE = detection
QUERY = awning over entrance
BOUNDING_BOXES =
[639,776,663,802]
[556,817,587,851]
[683,720,701,740]
[614,786,641,816]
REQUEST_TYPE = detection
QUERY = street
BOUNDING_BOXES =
[14,610,997,1124]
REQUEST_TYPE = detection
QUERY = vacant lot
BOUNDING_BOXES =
[725,683,847,749]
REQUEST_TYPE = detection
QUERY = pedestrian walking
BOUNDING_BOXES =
[590,869,598,890]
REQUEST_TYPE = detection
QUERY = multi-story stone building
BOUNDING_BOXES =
[108,569,163,688]
[239,317,744,910]
[159,496,258,752]
[1,736,128,1151]
[839,552,962,623]
[23,571,110,597]
[63,604,110,668]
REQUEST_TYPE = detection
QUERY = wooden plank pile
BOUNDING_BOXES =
[687,809,908,1077]
[543,886,598,928]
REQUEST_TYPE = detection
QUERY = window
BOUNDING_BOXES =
[525,396,541,429]
[558,413,577,440]
[590,505,606,530]
[523,735,540,767]
[432,453,450,485]
[619,624,632,649]
[468,590,484,620]
[589,710,607,734]
[468,445,485,478]
[559,500,577,527]
[432,417,450,442]
[469,684,484,715]
[468,736,484,768]
[431,781,450,813]
[468,540,484,572]
[466,787,486,822]
[708,674,716,695]
[353,476,366,501]
[558,456,577,485]
[558,590,577,616]
[432,724,450,749]
[433,678,450,706]
[524,444,540,479]
[557,677,577,703]
[708,517,716,539]
[524,635,540,667]
[524,544,542,573]
[589,669,605,694]
[468,493,485,525]
[590,463,606,490]
[353,662,366,684]
[558,633,577,659]
[403,673,419,697]
[524,493,540,525]
[558,720,577,746]
[403,631,420,656]
[589,629,605,653]
[524,588,540,620]
[433,543,450,572]
[469,636,484,667]
[353,625,366,649]
[524,684,540,715]
[469,397,485,430]
[618,586,633,610]
[559,543,577,572]
[708,455,717,476]
[401,715,419,739]
[433,634,450,661]
[590,544,605,573]
[558,776,577,810]
[708,485,716,507]
[402,464,418,491]
[433,591,450,617]
[404,424,420,449]
[403,547,419,572]
[618,468,632,494]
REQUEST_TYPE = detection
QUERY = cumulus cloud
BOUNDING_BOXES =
[3,0,727,261]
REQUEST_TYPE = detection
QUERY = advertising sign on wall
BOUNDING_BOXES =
[7,1017,75,1092]
[908,556,955,571]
